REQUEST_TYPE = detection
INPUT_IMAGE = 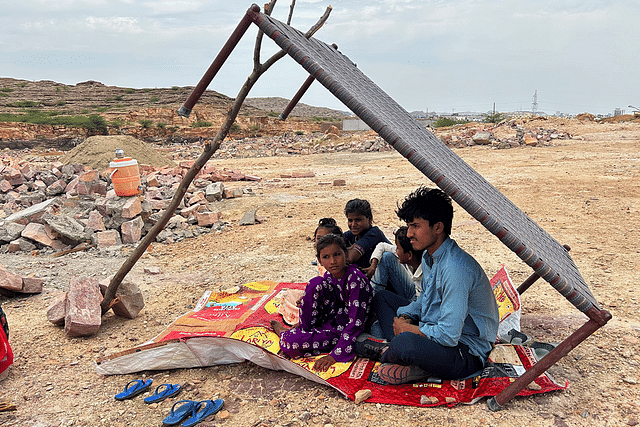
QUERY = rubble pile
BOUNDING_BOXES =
[433,120,572,149]
[0,155,260,254]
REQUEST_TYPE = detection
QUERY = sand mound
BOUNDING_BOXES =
[61,135,176,170]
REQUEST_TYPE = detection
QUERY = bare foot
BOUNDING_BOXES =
[270,319,288,336]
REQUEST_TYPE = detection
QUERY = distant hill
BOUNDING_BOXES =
[0,77,349,119]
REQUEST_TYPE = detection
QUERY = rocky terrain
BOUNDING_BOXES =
[0,77,639,426]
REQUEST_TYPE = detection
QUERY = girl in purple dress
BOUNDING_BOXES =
[271,234,373,372]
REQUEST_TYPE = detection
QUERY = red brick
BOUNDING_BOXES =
[121,217,143,244]
[95,230,121,248]
[196,211,221,227]
[47,293,67,325]
[64,276,102,337]
[79,170,100,182]
[22,276,43,294]
[0,180,12,193]
[21,222,65,249]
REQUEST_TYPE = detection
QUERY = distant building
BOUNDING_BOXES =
[614,108,624,116]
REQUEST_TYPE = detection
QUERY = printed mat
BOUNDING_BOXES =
[96,268,566,407]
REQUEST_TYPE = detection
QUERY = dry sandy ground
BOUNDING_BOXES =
[0,120,639,427]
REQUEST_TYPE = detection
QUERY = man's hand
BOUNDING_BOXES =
[313,355,336,372]
[393,316,424,337]
[362,258,379,279]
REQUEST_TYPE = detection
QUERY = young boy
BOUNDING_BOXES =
[342,199,390,270]
[363,226,423,302]
[357,187,499,385]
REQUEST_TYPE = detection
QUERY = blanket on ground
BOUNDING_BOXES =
[95,269,566,407]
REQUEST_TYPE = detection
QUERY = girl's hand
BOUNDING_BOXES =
[313,355,336,372]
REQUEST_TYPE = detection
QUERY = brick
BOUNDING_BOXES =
[196,211,221,227]
[64,276,102,337]
[122,197,142,219]
[0,264,23,292]
[121,216,144,244]
[89,182,107,196]
[86,210,106,232]
[32,180,47,192]
[188,191,206,206]
[46,179,67,196]
[79,170,100,182]
[22,276,43,294]
[333,179,346,186]
[179,203,203,218]
[47,293,67,326]
[94,230,121,248]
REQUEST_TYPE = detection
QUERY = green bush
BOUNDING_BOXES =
[171,86,180,91]
[483,112,505,124]
[267,111,279,117]
[192,121,213,128]
[0,88,14,93]
[156,122,166,129]
[86,115,108,135]
[432,117,470,128]
[7,101,40,108]
[230,122,241,132]
[139,119,153,128]
[125,88,135,94]
[149,96,160,103]
[96,106,109,112]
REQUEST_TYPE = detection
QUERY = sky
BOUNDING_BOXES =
[2,0,639,116]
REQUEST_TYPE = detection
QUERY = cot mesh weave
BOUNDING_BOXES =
[251,11,599,313]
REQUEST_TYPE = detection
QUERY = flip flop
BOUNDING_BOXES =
[530,341,557,360]
[114,378,153,401]
[181,399,224,427]
[162,400,199,426]
[144,383,182,404]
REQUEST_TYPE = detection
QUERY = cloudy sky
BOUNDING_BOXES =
[2,1,638,116]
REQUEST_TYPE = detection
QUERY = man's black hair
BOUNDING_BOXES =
[396,186,453,235]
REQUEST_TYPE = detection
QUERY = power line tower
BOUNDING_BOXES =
[531,90,538,116]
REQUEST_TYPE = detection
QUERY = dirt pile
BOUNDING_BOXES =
[60,135,176,170]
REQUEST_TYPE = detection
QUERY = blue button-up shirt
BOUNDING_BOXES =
[397,237,499,363]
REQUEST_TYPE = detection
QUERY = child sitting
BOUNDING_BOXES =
[271,234,373,372]
[312,217,343,276]
[342,199,390,270]
[363,226,423,301]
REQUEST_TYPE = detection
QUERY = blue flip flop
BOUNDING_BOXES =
[144,383,182,404]
[114,379,153,401]
[162,400,199,426]
[181,399,224,427]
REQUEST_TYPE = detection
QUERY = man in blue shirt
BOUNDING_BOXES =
[356,187,499,385]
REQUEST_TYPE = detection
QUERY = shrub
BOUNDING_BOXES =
[483,112,505,124]
[0,88,14,93]
[149,96,160,103]
[267,111,279,117]
[7,101,40,108]
[171,86,180,91]
[125,88,135,94]
[191,121,213,128]
[295,130,305,135]
[432,117,469,128]
[86,115,108,135]
[139,119,153,128]
[230,122,241,132]
[156,122,166,129]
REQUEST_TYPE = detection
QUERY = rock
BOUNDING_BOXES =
[1,197,58,226]
[93,230,122,248]
[196,211,221,227]
[205,182,224,201]
[21,222,66,249]
[42,212,89,244]
[99,277,145,319]
[122,197,142,219]
[7,237,36,253]
[333,179,346,186]
[64,276,102,337]
[239,210,257,226]
[121,216,144,244]
[144,266,161,275]
[86,210,106,232]
[47,293,67,326]
[354,389,372,404]
[472,131,491,145]
[22,276,43,294]
[0,221,26,243]
[0,264,24,292]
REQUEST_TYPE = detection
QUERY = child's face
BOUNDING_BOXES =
[395,238,411,265]
[346,213,371,237]
[318,243,347,279]
[314,227,332,243]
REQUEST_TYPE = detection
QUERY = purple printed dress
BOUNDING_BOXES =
[279,264,373,363]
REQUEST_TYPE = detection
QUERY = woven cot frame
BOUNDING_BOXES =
[180,4,611,410]
[249,10,598,313]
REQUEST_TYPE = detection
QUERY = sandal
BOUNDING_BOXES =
[144,383,182,404]
[114,378,153,401]
[162,400,199,426]
[182,399,224,427]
